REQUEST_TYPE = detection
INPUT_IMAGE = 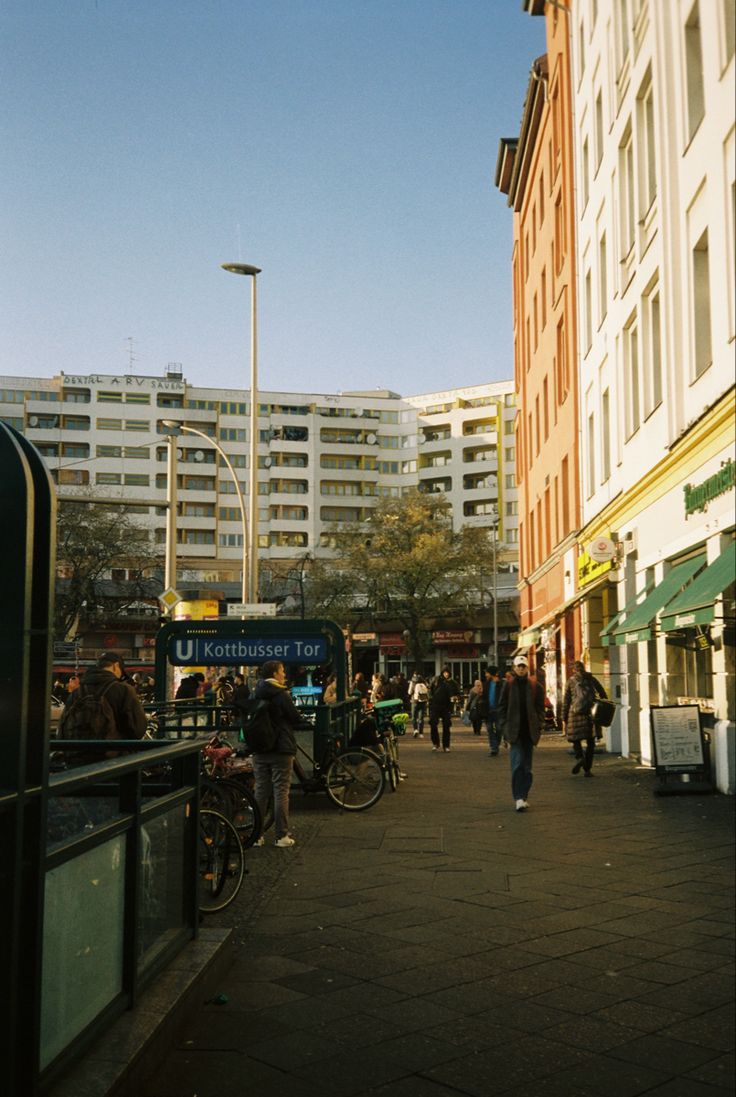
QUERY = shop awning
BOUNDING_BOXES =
[610,555,706,645]
[660,541,735,631]
[599,581,655,647]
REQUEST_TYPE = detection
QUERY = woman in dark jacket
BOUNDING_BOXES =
[562,660,607,776]
[252,660,306,847]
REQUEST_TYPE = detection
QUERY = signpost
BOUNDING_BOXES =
[650,704,714,794]
[226,602,277,618]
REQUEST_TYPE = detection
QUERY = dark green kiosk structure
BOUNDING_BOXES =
[154,616,363,760]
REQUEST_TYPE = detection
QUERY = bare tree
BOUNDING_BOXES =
[305,489,497,668]
[54,498,160,640]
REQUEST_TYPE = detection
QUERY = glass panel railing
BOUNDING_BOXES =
[137,804,187,975]
[41,836,126,1069]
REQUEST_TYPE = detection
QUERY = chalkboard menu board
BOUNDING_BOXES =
[650,705,704,774]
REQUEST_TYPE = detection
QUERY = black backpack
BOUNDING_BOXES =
[59,680,118,741]
[237,697,279,754]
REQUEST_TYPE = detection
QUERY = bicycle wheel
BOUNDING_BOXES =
[198,809,245,914]
[222,771,272,840]
[325,749,384,811]
[385,738,401,792]
[216,777,262,848]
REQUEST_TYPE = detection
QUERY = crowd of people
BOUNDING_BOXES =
[52,650,608,828]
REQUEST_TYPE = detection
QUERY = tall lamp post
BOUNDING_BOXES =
[165,434,178,593]
[162,420,248,604]
[221,262,261,602]
[490,506,499,667]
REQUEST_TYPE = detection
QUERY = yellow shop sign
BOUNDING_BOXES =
[578,550,612,587]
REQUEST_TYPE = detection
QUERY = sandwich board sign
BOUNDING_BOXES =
[650,704,713,794]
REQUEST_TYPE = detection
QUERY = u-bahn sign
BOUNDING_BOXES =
[168,635,327,665]
[154,617,346,704]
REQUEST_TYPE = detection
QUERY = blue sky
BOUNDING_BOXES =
[2,0,545,396]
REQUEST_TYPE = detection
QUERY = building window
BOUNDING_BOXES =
[595,90,604,171]
[692,229,712,378]
[724,0,736,61]
[685,3,705,142]
[97,472,122,485]
[221,428,246,442]
[619,127,635,261]
[582,137,590,209]
[123,474,150,487]
[601,388,611,482]
[554,192,564,271]
[598,232,608,324]
[541,268,547,330]
[561,456,570,536]
[62,442,89,458]
[624,312,641,438]
[543,376,549,441]
[124,419,149,432]
[587,412,596,498]
[98,391,123,403]
[643,284,663,415]
[97,418,122,431]
[556,314,568,403]
[584,268,593,353]
[637,76,657,213]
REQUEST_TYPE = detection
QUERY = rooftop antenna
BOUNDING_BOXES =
[125,336,138,370]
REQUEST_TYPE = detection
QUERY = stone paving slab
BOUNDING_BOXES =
[138,729,734,1097]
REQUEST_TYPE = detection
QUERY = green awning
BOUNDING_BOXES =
[611,555,706,645]
[599,581,655,647]
[660,541,736,631]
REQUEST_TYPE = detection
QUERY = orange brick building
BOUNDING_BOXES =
[495,2,581,715]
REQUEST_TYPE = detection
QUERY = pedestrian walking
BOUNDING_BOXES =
[562,660,607,777]
[497,654,545,811]
[463,679,484,735]
[482,666,502,755]
[252,660,308,848]
[408,673,428,737]
[429,666,461,752]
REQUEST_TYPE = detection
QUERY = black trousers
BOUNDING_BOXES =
[430,710,452,749]
[573,735,596,772]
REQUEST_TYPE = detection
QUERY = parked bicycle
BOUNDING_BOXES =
[198,807,245,914]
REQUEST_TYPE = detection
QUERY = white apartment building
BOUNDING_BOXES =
[571,1,735,791]
[0,369,519,674]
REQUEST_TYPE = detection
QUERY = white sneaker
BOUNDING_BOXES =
[418,733,425,739]
[253,836,266,847]
[275,835,296,848]
[413,731,419,738]
[515,799,528,812]
[431,746,439,751]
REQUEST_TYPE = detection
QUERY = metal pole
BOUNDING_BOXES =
[248,275,259,603]
[492,515,498,667]
[172,424,248,605]
[165,435,177,593]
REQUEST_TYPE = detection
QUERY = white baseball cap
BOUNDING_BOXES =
[513,655,529,668]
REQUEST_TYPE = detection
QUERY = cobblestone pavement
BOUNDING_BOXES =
[141,726,735,1097]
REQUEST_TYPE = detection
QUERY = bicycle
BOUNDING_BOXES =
[200,733,263,848]
[198,807,245,914]
[371,699,408,792]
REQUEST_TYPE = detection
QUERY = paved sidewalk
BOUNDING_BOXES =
[142,726,735,1097]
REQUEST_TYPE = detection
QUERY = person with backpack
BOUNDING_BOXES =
[482,666,502,756]
[250,660,309,848]
[58,650,147,759]
[408,673,429,738]
[562,660,607,777]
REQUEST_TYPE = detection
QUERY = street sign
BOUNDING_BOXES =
[168,634,328,666]
[159,587,181,612]
[226,602,277,618]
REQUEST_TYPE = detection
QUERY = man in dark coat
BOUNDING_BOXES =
[252,660,308,848]
[59,650,147,758]
[497,654,545,812]
[429,666,461,752]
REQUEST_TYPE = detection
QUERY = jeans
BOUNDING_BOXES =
[412,700,426,733]
[253,753,294,840]
[510,738,534,801]
[486,710,499,753]
[430,709,452,749]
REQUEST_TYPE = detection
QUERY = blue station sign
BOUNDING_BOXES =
[168,635,328,666]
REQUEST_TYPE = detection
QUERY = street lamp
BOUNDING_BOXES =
[490,506,499,667]
[162,420,248,605]
[221,261,261,602]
